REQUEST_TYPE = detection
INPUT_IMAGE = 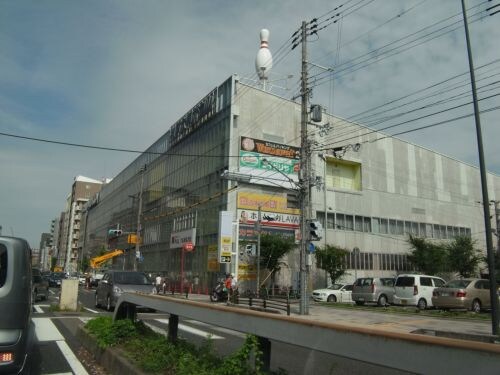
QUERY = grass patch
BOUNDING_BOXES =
[315,302,491,320]
[85,316,286,374]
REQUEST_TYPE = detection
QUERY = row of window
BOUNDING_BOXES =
[341,252,413,272]
[316,211,471,240]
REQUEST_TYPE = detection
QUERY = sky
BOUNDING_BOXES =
[1,0,499,248]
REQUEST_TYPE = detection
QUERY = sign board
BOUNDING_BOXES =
[170,228,196,249]
[238,209,299,228]
[218,211,233,263]
[207,245,219,272]
[237,192,300,215]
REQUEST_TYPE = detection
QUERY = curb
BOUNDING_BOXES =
[77,326,145,375]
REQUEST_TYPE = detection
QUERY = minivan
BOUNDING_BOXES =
[393,274,446,309]
[0,236,33,374]
[352,277,395,306]
[95,270,154,311]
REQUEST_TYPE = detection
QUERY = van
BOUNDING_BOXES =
[0,236,33,374]
[393,274,446,309]
[352,277,395,306]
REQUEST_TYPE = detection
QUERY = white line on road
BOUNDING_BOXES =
[33,305,44,313]
[84,307,99,314]
[186,320,246,338]
[56,340,89,375]
[154,319,223,339]
[32,318,64,341]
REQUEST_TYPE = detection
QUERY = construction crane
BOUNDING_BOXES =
[90,249,124,269]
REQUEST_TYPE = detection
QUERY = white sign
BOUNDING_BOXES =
[170,228,196,249]
[238,209,300,228]
[218,211,233,263]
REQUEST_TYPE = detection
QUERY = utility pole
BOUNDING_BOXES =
[461,0,498,335]
[256,205,261,295]
[299,20,311,315]
[492,200,500,255]
[134,165,146,271]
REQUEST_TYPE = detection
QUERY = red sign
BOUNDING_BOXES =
[183,242,194,252]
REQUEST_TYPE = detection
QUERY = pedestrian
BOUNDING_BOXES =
[162,276,168,295]
[224,273,234,303]
[155,274,162,294]
[193,274,199,294]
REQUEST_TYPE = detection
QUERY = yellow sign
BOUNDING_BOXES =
[221,236,232,245]
[127,234,139,244]
[207,245,219,272]
[237,192,300,214]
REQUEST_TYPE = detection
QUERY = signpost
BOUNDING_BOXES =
[181,242,194,294]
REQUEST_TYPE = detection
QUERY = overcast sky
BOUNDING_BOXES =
[1,0,499,248]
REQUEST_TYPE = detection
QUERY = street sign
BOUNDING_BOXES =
[309,242,315,253]
[220,255,231,263]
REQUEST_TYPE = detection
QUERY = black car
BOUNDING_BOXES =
[48,272,67,287]
[32,268,49,301]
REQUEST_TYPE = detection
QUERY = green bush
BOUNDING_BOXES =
[84,317,284,374]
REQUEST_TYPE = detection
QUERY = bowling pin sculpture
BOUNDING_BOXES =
[255,29,273,89]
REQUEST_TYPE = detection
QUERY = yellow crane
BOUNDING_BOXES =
[90,249,124,269]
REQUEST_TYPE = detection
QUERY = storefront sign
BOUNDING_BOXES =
[238,209,299,228]
[237,192,300,215]
[240,137,300,159]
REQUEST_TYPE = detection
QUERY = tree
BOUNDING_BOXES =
[407,235,448,275]
[314,245,349,284]
[446,236,482,278]
[259,234,295,293]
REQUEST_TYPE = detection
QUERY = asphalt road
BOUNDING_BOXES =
[29,286,494,374]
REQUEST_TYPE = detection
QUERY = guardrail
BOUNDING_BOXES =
[113,293,500,374]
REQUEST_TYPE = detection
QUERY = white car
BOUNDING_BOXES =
[312,283,353,303]
[393,274,446,310]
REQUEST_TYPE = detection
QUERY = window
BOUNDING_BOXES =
[327,213,335,229]
[0,245,7,288]
[345,215,354,231]
[419,223,427,237]
[372,218,380,233]
[336,214,345,230]
[363,217,371,232]
[396,220,404,235]
[380,219,388,234]
[317,212,325,227]
[325,159,362,191]
[433,278,445,287]
[420,277,433,287]
[389,219,397,235]
[355,216,363,232]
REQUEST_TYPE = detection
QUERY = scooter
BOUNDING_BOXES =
[210,281,227,302]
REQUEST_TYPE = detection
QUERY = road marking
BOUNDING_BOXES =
[56,340,89,375]
[84,307,99,314]
[79,317,92,324]
[34,305,44,313]
[49,289,56,295]
[154,319,223,339]
[32,318,64,341]
[186,320,246,338]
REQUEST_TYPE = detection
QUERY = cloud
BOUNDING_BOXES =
[0,0,499,246]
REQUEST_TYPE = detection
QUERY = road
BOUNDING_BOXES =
[29,286,494,374]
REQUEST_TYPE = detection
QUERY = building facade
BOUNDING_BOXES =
[82,75,500,292]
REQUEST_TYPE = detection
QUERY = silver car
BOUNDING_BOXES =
[95,270,154,311]
[352,277,395,306]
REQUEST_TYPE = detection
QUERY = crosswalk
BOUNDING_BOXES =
[31,303,243,375]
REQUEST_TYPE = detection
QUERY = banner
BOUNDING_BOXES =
[218,211,233,263]
[170,228,196,249]
[237,192,300,215]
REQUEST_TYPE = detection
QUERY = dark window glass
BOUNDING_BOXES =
[433,278,445,287]
[0,245,7,288]
[420,277,433,286]
[396,277,414,287]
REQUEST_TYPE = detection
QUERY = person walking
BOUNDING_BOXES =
[224,273,233,303]
[155,274,163,294]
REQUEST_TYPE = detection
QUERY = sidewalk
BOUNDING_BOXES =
[179,292,494,338]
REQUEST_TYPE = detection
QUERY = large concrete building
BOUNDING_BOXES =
[81,75,500,293]
[59,176,107,273]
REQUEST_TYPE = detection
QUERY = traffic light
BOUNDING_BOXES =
[108,229,123,238]
[309,220,323,241]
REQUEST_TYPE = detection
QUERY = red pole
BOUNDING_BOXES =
[180,248,184,294]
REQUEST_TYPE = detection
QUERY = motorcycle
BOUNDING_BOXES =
[210,281,228,302]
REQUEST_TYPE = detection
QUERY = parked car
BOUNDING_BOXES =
[95,270,154,311]
[393,274,445,309]
[352,277,395,306]
[0,236,33,374]
[32,268,49,301]
[48,272,67,287]
[432,278,497,313]
[312,283,353,303]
